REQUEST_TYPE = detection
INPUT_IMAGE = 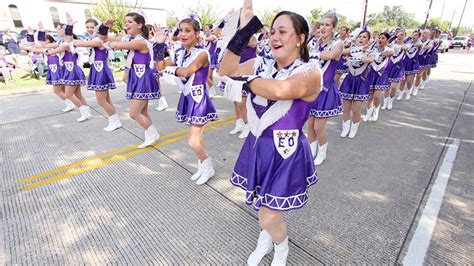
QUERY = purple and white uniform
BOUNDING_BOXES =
[418,38,433,70]
[387,41,406,83]
[309,39,343,118]
[257,35,273,60]
[339,46,373,101]
[367,46,393,90]
[205,37,218,69]
[45,54,64,85]
[87,46,116,90]
[219,46,257,97]
[174,47,219,125]
[428,38,440,68]
[231,57,319,211]
[335,38,351,74]
[210,37,223,69]
[125,37,160,100]
[62,51,86,86]
[403,40,422,75]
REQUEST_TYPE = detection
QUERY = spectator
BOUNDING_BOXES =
[26,51,47,79]
[0,50,15,84]
[2,29,21,66]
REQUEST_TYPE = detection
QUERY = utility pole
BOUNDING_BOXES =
[440,0,446,20]
[423,0,433,29]
[361,0,368,28]
[449,9,456,30]
[454,0,468,36]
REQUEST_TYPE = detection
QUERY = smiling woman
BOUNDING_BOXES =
[218,1,321,264]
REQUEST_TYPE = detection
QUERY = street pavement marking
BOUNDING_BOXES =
[402,138,461,265]
[20,116,236,190]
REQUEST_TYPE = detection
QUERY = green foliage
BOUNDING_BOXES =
[426,18,449,32]
[92,0,141,33]
[308,8,323,24]
[258,8,282,27]
[166,11,178,28]
[366,5,419,30]
[453,26,473,36]
[185,0,219,28]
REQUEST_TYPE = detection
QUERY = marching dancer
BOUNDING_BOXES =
[39,15,91,122]
[307,12,343,165]
[219,1,321,264]
[71,19,122,131]
[414,29,433,95]
[424,29,441,87]
[26,24,77,113]
[101,13,161,148]
[335,26,352,88]
[383,30,407,110]
[364,32,393,122]
[158,17,219,185]
[339,30,375,138]
[398,31,422,100]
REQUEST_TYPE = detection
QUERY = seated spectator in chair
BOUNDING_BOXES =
[26,51,47,80]
[0,50,15,84]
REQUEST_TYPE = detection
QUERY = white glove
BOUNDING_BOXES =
[164,66,178,76]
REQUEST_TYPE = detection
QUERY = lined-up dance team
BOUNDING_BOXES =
[26,0,442,263]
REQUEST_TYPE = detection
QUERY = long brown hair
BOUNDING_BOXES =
[126,12,148,39]
[271,11,309,62]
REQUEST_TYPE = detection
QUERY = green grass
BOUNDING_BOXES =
[0,68,125,91]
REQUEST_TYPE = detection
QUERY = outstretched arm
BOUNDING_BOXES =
[109,39,147,53]
[320,41,343,60]
[73,38,103,48]
[248,69,321,102]
[219,0,261,76]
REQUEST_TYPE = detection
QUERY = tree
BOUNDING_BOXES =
[185,1,219,28]
[166,11,178,28]
[93,0,141,33]
[258,8,282,27]
[367,13,385,26]
[381,6,418,29]
[308,8,323,24]
[426,18,449,32]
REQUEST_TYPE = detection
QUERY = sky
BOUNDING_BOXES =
[142,0,473,28]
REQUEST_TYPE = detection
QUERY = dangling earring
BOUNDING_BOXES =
[296,43,301,47]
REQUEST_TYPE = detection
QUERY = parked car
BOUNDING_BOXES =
[450,36,469,49]
[437,33,451,53]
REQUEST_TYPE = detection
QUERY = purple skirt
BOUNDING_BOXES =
[62,62,86,86]
[176,88,219,125]
[87,61,116,91]
[45,64,63,85]
[429,53,438,68]
[367,68,389,90]
[339,73,370,101]
[126,67,160,100]
[418,54,431,70]
[404,57,420,75]
[310,79,343,118]
[231,131,318,211]
[387,61,405,83]
[335,57,348,74]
